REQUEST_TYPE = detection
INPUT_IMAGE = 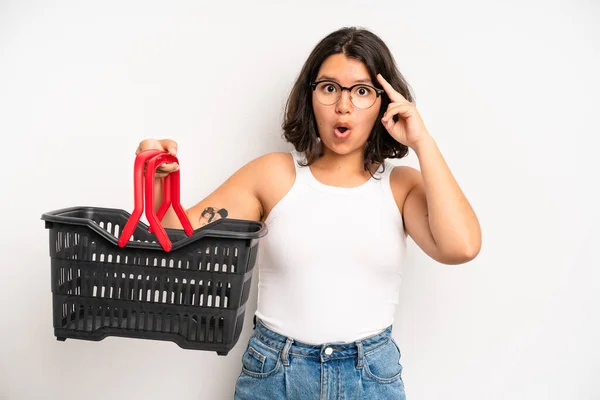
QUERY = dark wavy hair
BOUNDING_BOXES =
[282,27,415,175]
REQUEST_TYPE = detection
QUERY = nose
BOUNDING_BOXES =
[335,89,353,114]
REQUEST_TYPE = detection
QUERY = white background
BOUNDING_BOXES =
[1,0,598,399]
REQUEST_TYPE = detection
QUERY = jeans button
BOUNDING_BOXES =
[324,347,333,356]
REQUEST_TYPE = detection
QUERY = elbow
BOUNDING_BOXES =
[455,224,482,264]
[438,237,482,265]
[462,240,481,262]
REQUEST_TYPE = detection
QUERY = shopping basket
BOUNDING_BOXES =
[41,149,267,355]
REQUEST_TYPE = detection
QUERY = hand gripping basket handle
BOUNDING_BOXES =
[117,149,194,252]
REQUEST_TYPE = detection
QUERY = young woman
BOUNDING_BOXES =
[137,27,481,399]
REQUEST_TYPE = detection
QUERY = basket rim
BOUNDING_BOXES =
[41,206,267,251]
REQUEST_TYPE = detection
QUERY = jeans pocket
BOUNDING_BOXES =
[241,336,282,378]
[362,338,403,383]
[243,345,266,373]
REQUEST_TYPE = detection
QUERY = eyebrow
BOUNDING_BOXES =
[316,75,373,85]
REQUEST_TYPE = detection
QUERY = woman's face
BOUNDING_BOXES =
[312,54,382,157]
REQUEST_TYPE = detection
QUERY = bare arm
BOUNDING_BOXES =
[155,155,268,230]
[392,137,481,265]
[377,73,481,265]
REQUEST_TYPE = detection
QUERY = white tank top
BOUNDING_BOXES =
[255,150,407,344]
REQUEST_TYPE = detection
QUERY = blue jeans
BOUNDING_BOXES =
[234,317,406,399]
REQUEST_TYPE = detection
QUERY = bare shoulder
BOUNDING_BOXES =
[252,152,296,222]
[243,151,295,184]
[252,151,295,174]
[389,165,423,215]
[183,152,295,227]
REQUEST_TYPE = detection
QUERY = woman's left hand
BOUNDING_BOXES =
[377,73,430,149]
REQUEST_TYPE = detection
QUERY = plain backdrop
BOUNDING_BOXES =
[1,1,598,399]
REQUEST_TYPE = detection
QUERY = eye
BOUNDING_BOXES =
[323,84,337,93]
[355,86,372,96]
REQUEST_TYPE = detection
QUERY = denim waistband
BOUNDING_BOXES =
[252,315,393,361]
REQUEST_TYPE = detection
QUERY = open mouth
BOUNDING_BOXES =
[334,124,352,139]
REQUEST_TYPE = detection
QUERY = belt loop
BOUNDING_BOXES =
[355,340,364,369]
[281,337,293,366]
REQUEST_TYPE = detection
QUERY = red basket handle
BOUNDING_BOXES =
[118,149,193,252]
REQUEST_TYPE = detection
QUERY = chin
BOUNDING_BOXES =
[323,140,366,156]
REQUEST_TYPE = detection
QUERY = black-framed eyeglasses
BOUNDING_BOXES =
[310,80,385,109]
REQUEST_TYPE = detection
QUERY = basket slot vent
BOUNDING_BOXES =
[197,245,238,273]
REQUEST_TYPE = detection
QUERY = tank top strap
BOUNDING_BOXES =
[376,160,397,202]
[379,160,395,181]
[290,150,312,182]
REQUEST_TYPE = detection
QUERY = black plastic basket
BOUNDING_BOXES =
[41,207,265,355]
[41,150,267,355]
